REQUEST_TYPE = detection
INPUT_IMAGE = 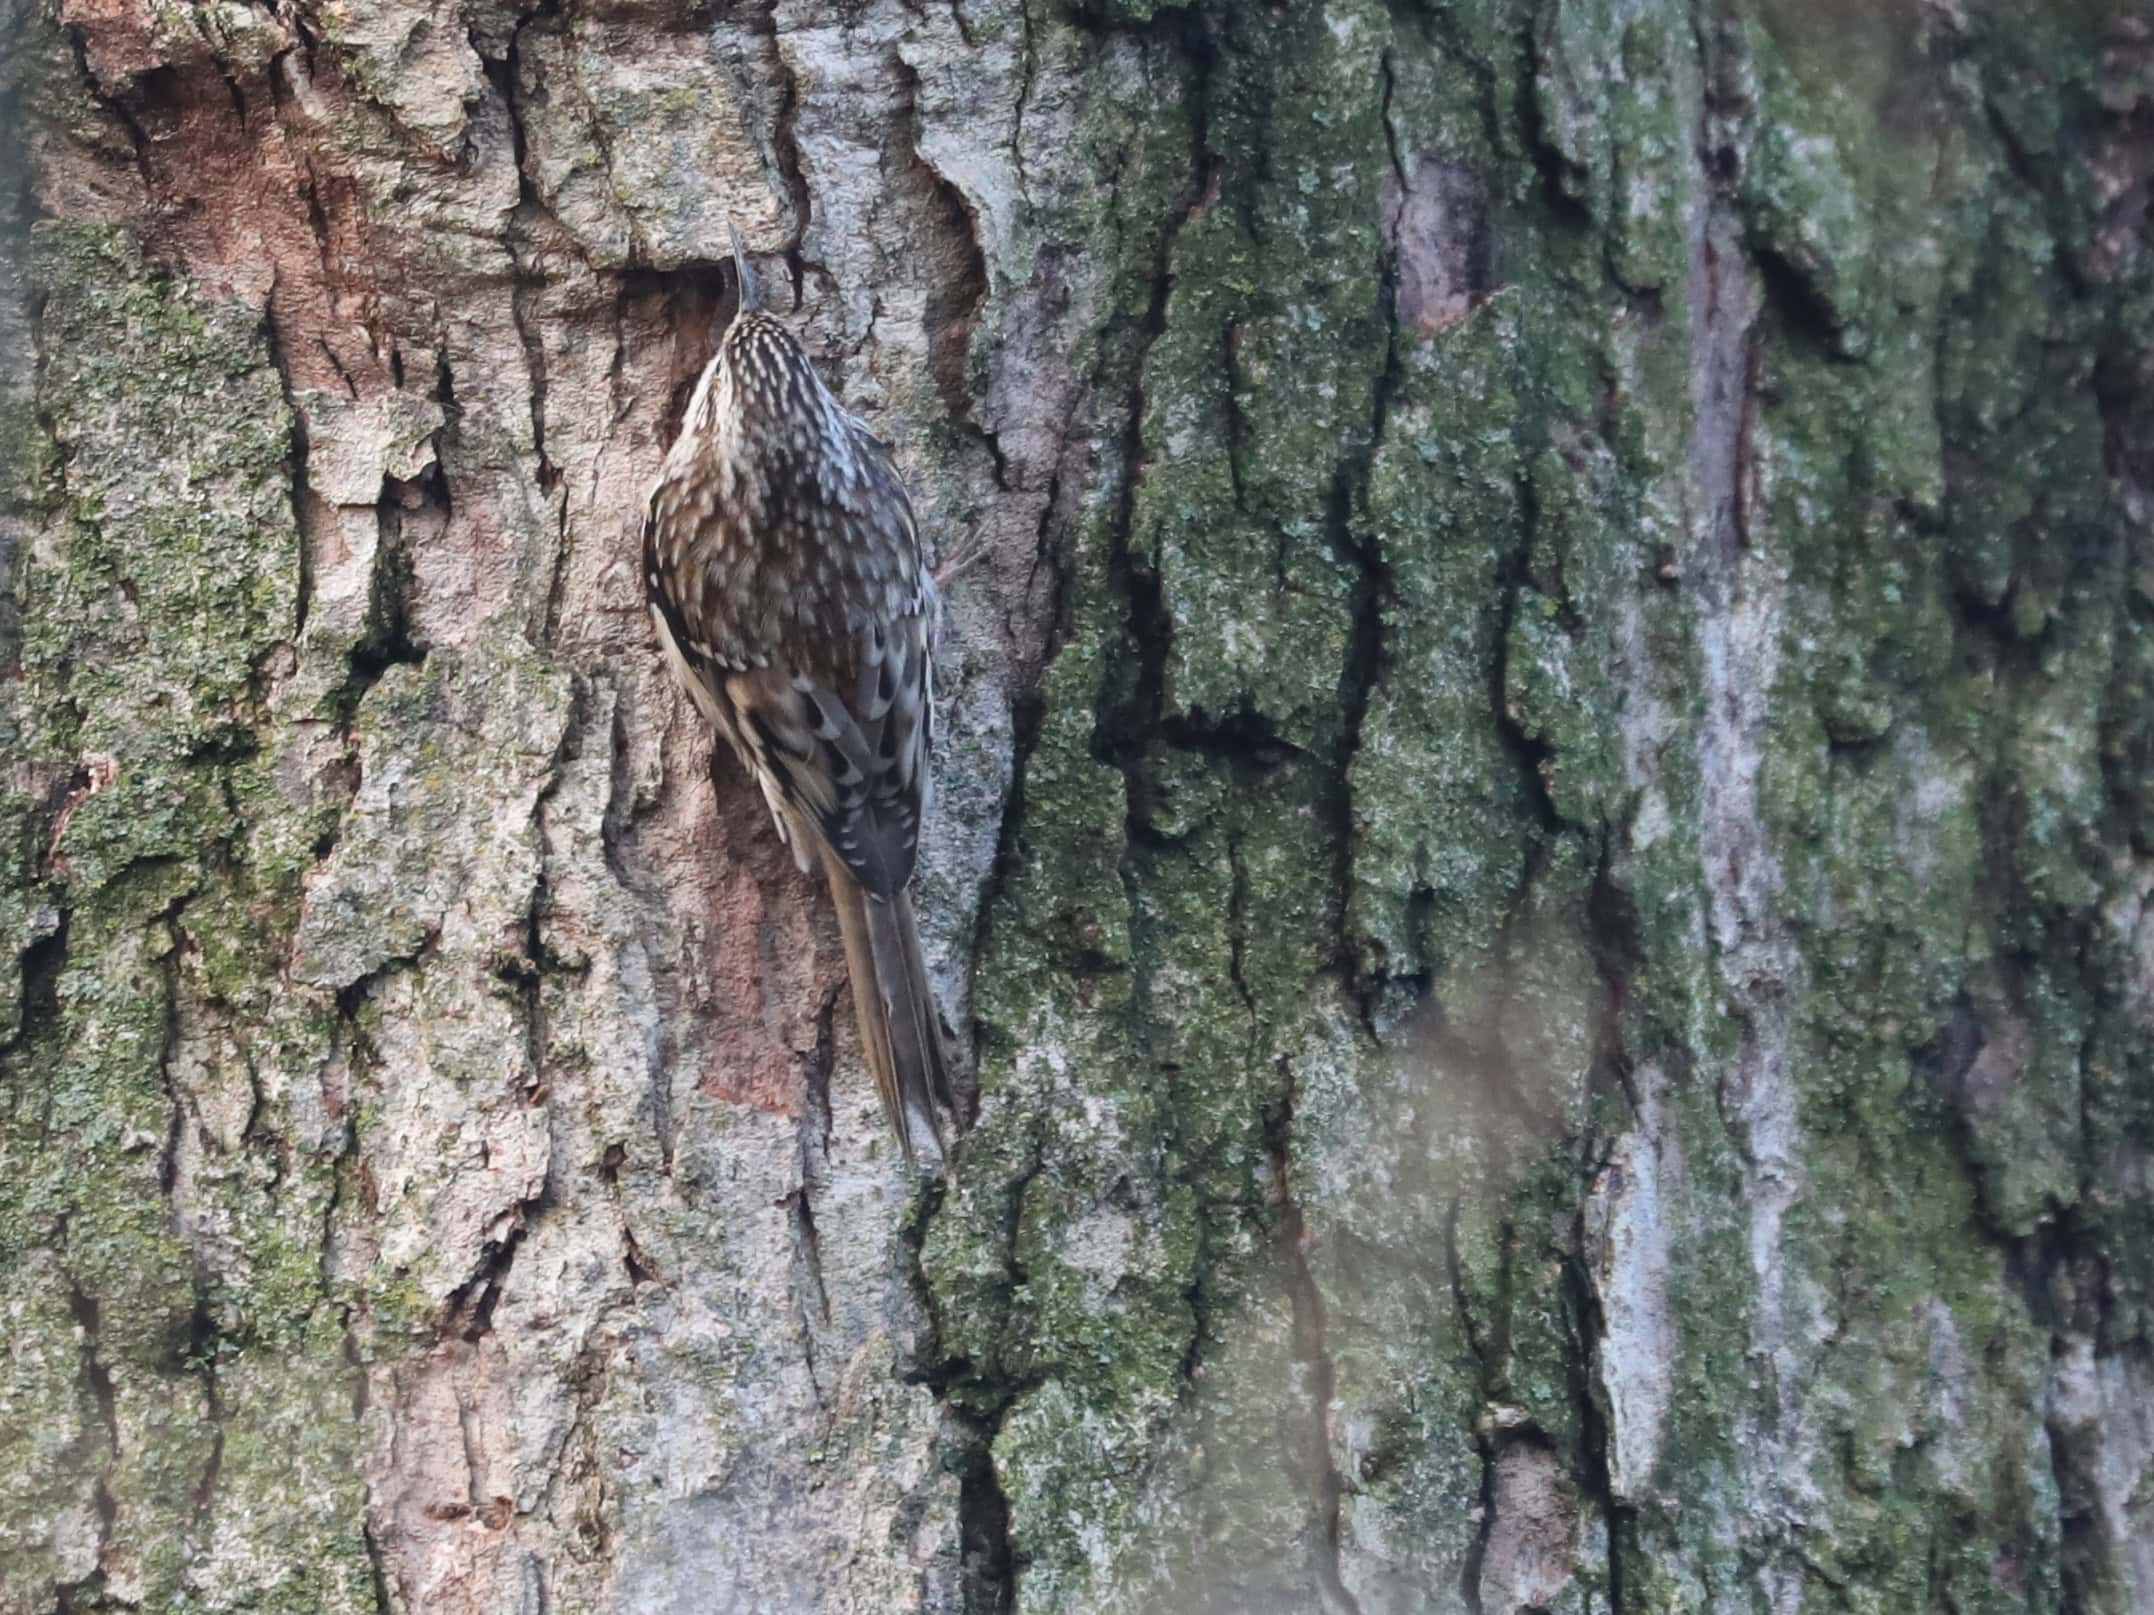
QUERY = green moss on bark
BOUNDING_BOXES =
[930,1,2153,1611]
[2,217,372,1611]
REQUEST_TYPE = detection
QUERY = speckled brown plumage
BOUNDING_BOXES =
[643,228,956,1164]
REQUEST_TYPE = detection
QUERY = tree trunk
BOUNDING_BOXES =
[3,0,2151,1609]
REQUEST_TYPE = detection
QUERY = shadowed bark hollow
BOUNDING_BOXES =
[1,0,2151,1611]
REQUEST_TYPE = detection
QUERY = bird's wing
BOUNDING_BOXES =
[642,484,805,868]
[721,592,933,899]
[731,415,934,898]
[642,407,936,895]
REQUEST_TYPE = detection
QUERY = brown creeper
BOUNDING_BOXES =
[643,223,959,1164]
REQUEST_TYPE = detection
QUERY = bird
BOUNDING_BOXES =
[642,220,960,1166]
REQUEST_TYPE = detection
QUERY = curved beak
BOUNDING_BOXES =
[726,216,764,314]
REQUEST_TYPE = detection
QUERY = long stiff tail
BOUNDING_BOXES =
[822,853,958,1165]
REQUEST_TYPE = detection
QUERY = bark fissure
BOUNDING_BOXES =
[62,27,151,190]
[1327,275,1398,1023]
[485,17,565,524]
[1275,1091,1365,1615]
[258,265,324,648]
[188,1295,228,1522]
[154,893,194,1199]
[893,52,1001,489]
[761,4,813,255]
[1682,22,1807,1558]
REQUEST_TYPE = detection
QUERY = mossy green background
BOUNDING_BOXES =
[924,1,2151,1610]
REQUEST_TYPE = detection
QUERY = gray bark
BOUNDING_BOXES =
[1,0,2150,1612]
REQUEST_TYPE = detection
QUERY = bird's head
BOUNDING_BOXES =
[708,219,833,441]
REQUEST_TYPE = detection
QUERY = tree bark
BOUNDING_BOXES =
[2,0,2151,1611]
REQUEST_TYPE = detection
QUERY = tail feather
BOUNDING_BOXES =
[823,853,956,1165]
[888,887,961,1122]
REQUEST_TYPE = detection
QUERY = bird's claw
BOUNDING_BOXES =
[933,534,991,592]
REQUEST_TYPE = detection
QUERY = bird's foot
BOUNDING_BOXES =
[933,534,992,592]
